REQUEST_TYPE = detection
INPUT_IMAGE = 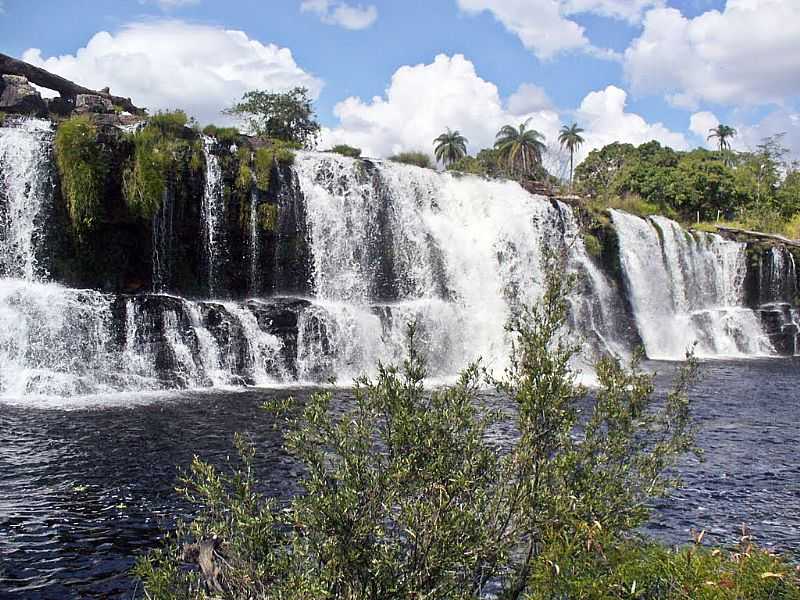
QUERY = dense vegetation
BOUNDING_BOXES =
[134,257,800,599]
[574,136,800,236]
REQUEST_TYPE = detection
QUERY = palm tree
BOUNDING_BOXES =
[707,124,737,151]
[433,128,468,167]
[558,122,585,188]
[494,119,547,179]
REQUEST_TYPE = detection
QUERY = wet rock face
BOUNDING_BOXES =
[758,305,799,356]
[0,74,46,116]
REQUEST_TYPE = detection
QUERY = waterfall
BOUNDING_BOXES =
[293,153,630,377]
[201,136,224,297]
[0,118,53,281]
[2,122,797,399]
[611,210,773,359]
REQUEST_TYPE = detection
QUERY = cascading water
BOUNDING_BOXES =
[611,210,773,359]
[201,136,224,297]
[293,152,630,378]
[0,118,53,280]
[2,119,797,399]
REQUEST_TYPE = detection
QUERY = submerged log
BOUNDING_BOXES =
[715,225,800,249]
[0,52,146,116]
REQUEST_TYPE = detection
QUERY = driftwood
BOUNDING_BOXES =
[715,225,800,249]
[183,538,224,594]
[0,52,146,116]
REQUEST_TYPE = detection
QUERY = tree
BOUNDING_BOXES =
[707,124,737,152]
[433,128,468,167]
[558,122,584,188]
[494,119,547,179]
[225,87,320,148]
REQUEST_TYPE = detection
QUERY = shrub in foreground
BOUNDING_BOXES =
[135,256,798,599]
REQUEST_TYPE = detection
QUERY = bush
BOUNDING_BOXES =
[131,252,776,600]
[54,115,108,234]
[328,144,362,158]
[388,151,432,169]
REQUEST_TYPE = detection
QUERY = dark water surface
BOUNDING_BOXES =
[1,359,798,599]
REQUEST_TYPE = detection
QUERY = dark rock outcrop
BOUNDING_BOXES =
[0,74,46,116]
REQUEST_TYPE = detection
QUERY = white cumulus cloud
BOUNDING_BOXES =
[320,54,562,160]
[321,54,686,173]
[301,0,378,30]
[624,0,800,108]
[507,83,553,114]
[456,0,661,60]
[689,111,720,147]
[574,85,689,162]
[21,21,322,124]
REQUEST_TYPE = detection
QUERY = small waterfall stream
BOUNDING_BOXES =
[201,136,224,297]
[0,118,53,281]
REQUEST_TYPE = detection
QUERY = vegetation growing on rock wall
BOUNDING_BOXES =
[582,232,602,258]
[123,110,203,218]
[54,115,108,234]
[201,124,240,145]
[257,203,278,232]
[235,146,253,191]
[252,141,297,192]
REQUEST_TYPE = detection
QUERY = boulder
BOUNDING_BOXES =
[75,93,115,114]
[0,74,46,115]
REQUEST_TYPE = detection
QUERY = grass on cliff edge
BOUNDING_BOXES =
[54,115,107,235]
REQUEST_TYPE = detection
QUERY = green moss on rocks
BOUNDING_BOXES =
[236,147,253,192]
[54,115,108,234]
[258,203,278,232]
[583,233,602,258]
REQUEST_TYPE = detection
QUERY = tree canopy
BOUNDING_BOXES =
[225,87,320,148]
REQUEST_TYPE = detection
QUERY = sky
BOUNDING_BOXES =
[1,0,799,169]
